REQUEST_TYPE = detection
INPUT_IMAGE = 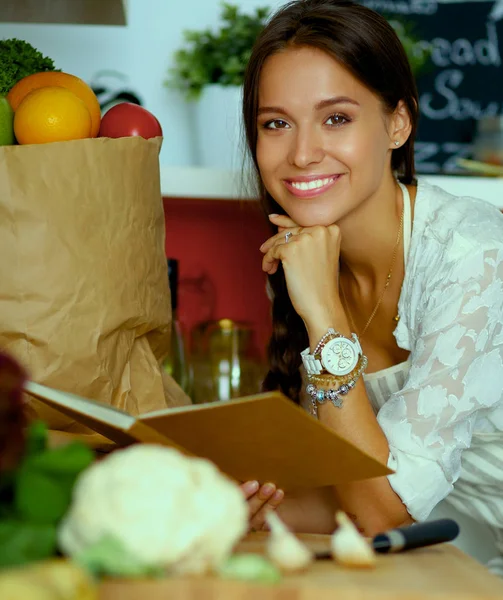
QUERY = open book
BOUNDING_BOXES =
[25,381,392,492]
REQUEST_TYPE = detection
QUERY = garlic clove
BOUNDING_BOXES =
[265,511,314,572]
[330,511,376,568]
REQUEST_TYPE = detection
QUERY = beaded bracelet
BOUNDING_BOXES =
[306,355,368,416]
[308,354,368,388]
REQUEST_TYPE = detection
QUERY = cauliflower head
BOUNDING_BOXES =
[58,445,248,575]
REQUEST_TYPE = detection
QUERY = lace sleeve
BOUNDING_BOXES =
[378,248,503,521]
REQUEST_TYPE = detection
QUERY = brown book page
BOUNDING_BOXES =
[25,383,192,455]
[26,391,140,447]
[140,392,392,492]
[24,382,175,450]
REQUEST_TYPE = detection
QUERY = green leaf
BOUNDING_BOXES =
[15,467,71,524]
[0,422,48,521]
[28,442,94,476]
[14,443,94,524]
[75,535,164,578]
[0,519,57,567]
[24,421,48,457]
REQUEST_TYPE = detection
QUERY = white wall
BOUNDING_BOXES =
[0,0,285,167]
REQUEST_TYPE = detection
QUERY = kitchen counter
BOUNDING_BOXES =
[99,532,503,599]
[161,166,503,208]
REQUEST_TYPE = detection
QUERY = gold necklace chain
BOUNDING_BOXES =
[340,199,405,339]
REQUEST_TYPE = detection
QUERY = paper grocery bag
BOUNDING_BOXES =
[0,136,190,449]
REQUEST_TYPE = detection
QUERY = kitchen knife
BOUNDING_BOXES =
[315,518,460,558]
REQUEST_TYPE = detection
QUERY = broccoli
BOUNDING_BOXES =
[0,39,59,96]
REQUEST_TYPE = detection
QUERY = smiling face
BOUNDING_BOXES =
[256,45,408,227]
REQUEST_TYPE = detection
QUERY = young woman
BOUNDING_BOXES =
[239,0,503,574]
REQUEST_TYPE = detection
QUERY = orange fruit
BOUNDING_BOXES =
[7,71,101,137]
[14,87,92,145]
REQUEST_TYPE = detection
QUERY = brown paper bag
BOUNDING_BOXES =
[0,136,190,449]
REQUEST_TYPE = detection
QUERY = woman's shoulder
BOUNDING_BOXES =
[396,180,503,348]
[413,179,503,257]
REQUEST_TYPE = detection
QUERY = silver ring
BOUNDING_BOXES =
[285,232,293,243]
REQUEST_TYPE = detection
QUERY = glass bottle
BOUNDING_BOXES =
[190,318,266,404]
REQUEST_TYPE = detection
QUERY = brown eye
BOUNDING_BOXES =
[263,119,290,130]
[325,114,349,126]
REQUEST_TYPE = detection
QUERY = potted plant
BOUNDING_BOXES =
[166,2,270,170]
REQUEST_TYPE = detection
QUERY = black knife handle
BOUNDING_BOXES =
[372,518,460,553]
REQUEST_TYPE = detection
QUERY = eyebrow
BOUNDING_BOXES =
[257,96,360,116]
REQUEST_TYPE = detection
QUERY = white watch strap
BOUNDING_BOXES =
[301,347,323,375]
[354,334,363,356]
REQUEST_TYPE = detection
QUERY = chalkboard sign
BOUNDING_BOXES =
[361,0,503,173]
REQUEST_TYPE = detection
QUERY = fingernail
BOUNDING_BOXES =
[273,489,284,501]
[261,483,275,496]
[244,481,259,494]
[259,242,265,251]
[268,213,279,219]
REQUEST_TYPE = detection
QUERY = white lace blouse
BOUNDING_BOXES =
[379,180,503,525]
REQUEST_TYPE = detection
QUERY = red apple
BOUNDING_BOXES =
[98,102,163,139]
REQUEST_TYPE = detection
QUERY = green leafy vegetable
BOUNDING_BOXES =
[24,419,48,458]
[15,442,94,524]
[0,38,59,96]
[15,468,69,525]
[0,519,57,567]
[26,439,95,475]
[0,422,94,567]
[217,553,282,584]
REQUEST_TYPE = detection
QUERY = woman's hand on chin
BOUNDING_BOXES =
[260,214,342,327]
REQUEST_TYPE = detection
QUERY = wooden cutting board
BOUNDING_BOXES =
[99,532,503,600]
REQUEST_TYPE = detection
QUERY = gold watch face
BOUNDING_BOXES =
[321,338,358,376]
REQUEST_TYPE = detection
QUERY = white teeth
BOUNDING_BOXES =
[291,177,334,191]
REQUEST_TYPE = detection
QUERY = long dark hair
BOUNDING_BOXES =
[242,0,419,403]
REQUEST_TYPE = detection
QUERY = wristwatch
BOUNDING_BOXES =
[301,329,363,377]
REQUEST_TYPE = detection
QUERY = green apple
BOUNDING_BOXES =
[0,96,15,146]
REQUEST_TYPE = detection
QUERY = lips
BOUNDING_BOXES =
[283,174,342,198]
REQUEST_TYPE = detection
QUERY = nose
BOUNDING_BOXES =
[287,127,325,168]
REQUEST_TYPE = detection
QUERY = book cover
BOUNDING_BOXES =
[25,381,392,492]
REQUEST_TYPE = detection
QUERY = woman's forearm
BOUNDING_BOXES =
[317,377,413,536]
[305,311,413,537]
